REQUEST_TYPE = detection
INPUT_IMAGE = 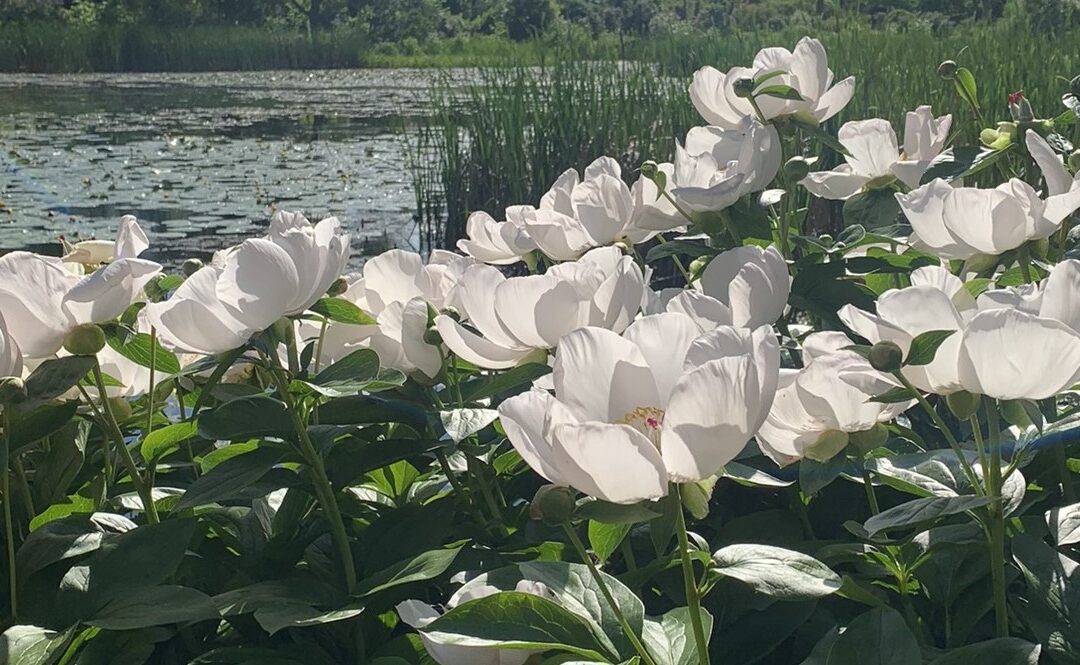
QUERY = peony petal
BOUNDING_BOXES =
[958,308,1080,400]
[113,215,150,259]
[553,327,660,422]
[1026,131,1075,196]
[839,119,899,178]
[666,290,732,331]
[800,169,870,200]
[813,75,855,123]
[498,390,567,484]
[0,252,80,357]
[548,422,668,503]
[216,238,299,331]
[435,315,535,370]
[661,356,760,482]
[623,312,701,405]
[1041,260,1080,333]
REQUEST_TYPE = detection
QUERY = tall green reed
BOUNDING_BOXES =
[411,20,1080,249]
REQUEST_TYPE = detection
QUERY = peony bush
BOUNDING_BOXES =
[2,37,1080,664]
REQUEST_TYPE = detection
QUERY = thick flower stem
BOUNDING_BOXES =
[674,484,712,665]
[3,408,18,619]
[92,363,160,525]
[983,398,1009,638]
[266,364,357,593]
[1017,243,1034,284]
[561,523,659,665]
[861,466,880,514]
[892,371,983,496]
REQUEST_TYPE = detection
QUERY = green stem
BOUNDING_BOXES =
[1055,444,1076,503]
[561,523,659,665]
[92,363,159,524]
[12,457,34,523]
[892,371,983,495]
[969,415,989,476]
[1017,244,1034,284]
[861,465,880,514]
[984,398,1009,638]
[265,363,357,593]
[673,484,711,665]
[2,409,17,619]
[655,234,693,284]
[190,348,245,418]
[145,327,157,439]
[77,383,113,494]
[313,318,329,374]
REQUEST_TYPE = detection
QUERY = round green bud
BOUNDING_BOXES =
[937,60,958,80]
[63,323,106,356]
[1068,149,1080,173]
[529,485,576,526]
[182,258,204,277]
[783,156,812,181]
[868,340,904,373]
[946,390,982,420]
[805,429,849,463]
[640,160,659,179]
[270,317,292,344]
[0,377,28,405]
[326,277,348,297]
[422,328,443,346]
[107,397,133,422]
[732,77,756,99]
[439,306,461,323]
[143,274,167,301]
[849,423,889,453]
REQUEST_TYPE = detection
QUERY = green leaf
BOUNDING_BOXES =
[843,189,901,230]
[141,421,199,461]
[24,356,97,402]
[317,395,427,429]
[720,462,793,487]
[8,401,79,454]
[88,585,218,630]
[799,453,847,496]
[198,395,294,441]
[588,521,630,564]
[460,362,552,402]
[356,547,463,597]
[711,544,841,600]
[576,499,662,524]
[1011,534,1080,663]
[313,348,378,388]
[903,329,956,366]
[644,240,716,264]
[824,607,920,665]
[424,592,613,661]
[176,446,286,510]
[105,328,180,374]
[440,408,499,443]
[921,146,1006,183]
[254,603,365,636]
[680,477,716,520]
[1047,501,1080,546]
[310,297,377,325]
[954,67,979,109]
[29,495,95,532]
[863,495,991,537]
[928,638,1041,665]
[18,513,136,578]
[642,608,713,665]
[519,561,644,661]
[0,625,75,665]
[755,83,803,101]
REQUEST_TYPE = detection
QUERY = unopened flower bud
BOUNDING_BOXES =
[422,328,443,346]
[326,277,348,297]
[805,429,849,463]
[439,306,461,323]
[270,317,292,344]
[868,341,904,373]
[937,60,958,80]
[946,390,981,420]
[63,323,106,356]
[849,423,889,453]
[1068,149,1080,173]
[1008,91,1034,122]
[182,258,204,277]
[143,274,167,301]
[530,485,576,526]
[733,77,756,99]
[107,397,133,422]
[783,156,812,181]
[0,377,27,405]
[640,160,659,179]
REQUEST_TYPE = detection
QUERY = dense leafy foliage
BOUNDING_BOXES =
[2,32,1080,665]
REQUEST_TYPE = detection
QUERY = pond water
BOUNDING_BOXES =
[0,69,461,268]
